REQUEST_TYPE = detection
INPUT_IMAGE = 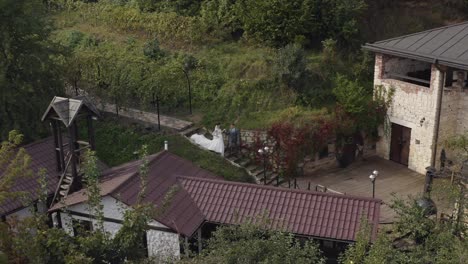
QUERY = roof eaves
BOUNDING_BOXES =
[372,21,468,45]
[362,44,468,70]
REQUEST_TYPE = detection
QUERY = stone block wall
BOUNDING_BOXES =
[456,91,468,134]
[374,54,444,174]
[437,89,461,165]
[240,130,268,145]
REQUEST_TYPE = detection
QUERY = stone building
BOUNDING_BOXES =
[363,22,468,174]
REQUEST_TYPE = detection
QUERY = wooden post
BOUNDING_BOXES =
[87,115,96,150]
[294,178,297,189]
[288,179,291,188]
[184,237,189,257]
[51,121,61,172]
[197,228,202,253]
[68,123,78,190]
[308,182,311,191]
[57,120,65,172]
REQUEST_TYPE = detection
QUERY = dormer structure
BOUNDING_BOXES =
[364,22,468,174]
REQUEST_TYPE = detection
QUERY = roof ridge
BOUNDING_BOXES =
[109,151,167,195]
[370,21,468,45]
[177,176,382,203]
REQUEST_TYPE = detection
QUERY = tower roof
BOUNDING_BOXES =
[41,96,100,127]
[363,21,468,70]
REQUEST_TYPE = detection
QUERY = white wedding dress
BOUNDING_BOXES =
[190,126,225,156]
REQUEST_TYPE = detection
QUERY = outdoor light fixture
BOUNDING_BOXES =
[258,146,269,185]
[369,170,378,198]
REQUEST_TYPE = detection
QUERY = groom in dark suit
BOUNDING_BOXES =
[226,123,241,156]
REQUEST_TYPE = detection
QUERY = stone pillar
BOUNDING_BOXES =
[429,64,445,169]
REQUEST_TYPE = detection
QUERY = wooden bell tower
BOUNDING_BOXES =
[41,96,100,207]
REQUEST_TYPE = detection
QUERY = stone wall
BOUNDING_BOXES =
[240,129,268,145]
[437,89,461,165]
[456,91,468,134]
[374,54,444,174]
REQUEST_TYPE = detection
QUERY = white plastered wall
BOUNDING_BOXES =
[60,196,180,260]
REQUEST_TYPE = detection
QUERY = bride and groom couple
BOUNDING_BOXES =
[190,123,240,156]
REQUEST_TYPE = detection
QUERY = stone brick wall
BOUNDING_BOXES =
[437,89,461,165]
[457,91,468,134]
[240,130,268,145]
[374,54,444,174]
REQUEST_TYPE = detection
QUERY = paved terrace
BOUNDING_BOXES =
[295,156,426,223]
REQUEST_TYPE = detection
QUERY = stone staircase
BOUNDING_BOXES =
[180,126,285,186]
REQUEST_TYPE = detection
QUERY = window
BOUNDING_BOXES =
[445,68,468,89]
[384,57,432,88]
[72,219,93,237]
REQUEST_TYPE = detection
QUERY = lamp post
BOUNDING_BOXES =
[258,146,269,185]
[369,170,378,198]
[182,61,193,115]
[150,93,161,131]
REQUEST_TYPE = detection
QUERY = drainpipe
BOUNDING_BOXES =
[431,59,445,167]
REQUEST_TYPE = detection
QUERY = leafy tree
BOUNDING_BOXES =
[341,196,468,264]
[273,44,308,92]
[0,0,63,140]
[234,0,316,47]
[185,217,325,264]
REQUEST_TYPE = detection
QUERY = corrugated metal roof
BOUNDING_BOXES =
[363,21,468,70]
[0,137,59,215]
[179,176,381,242]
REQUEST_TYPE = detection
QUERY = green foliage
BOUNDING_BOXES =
[83,150,105,230]
[186,217,325,264]
[339,218,372,264]
[234,0,316,47]
[0,131,32,204]
[143,38,165,60]
[0,0,63,140]
[92,120,252,182]
[274,43,308,92]
[341,195,468,264]
[333,74,371,114]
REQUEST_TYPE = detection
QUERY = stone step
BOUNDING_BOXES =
[60,184,70,190]
[238,159,251,167]
[63,176,73,184]
[181,126,199,137]
[246,165,258,172]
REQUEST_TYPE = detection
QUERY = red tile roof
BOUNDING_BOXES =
[1,137,59,215]
[49,151,381,241]
[178,176,381,242]
[50,151,220,237]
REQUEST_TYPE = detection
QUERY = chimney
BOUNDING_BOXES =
[164,141,168,151]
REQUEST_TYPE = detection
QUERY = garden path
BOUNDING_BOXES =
[101,103,193,131]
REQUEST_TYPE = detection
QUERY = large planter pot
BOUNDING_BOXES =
[336,143,356,168]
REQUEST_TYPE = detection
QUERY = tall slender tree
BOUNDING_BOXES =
[0,0,63,141]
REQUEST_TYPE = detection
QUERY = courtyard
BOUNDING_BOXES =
[295,156,426,223]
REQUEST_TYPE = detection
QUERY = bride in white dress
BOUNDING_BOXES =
[190,124,225,156]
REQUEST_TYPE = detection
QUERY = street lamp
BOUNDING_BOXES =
[258,146,269,185]
[369,170,378,198]
[182,59,194,115]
